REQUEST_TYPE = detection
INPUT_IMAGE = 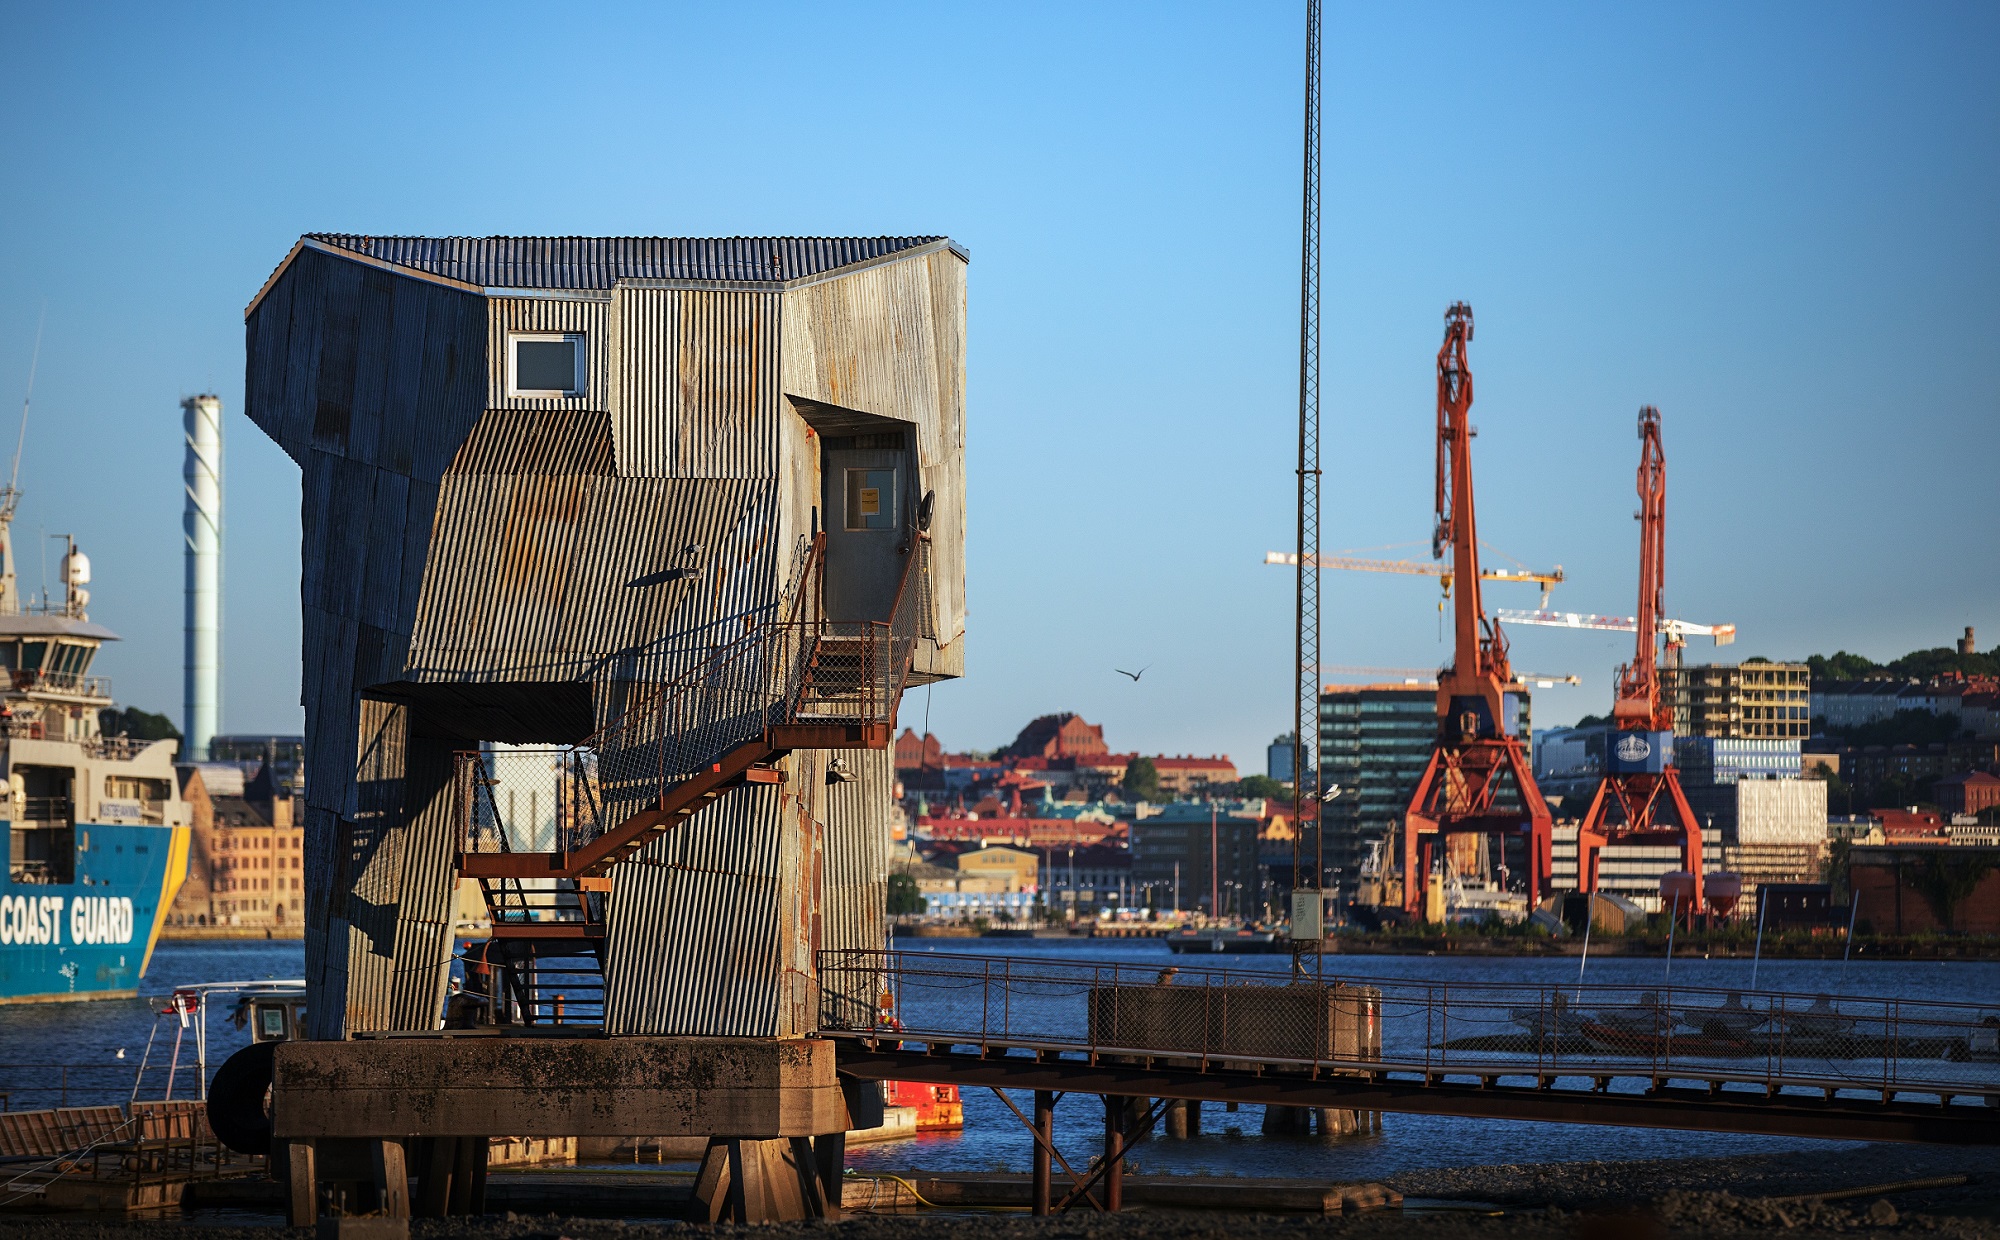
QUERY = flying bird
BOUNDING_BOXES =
[1115,665,1151,682]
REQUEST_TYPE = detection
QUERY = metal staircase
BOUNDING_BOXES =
[450,535,925,1027]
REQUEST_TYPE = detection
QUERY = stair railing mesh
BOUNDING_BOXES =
[454,533,929,863]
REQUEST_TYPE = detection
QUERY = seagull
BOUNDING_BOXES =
[1115,665,1151,682]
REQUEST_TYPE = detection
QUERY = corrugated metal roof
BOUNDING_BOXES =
[303,235,954,290]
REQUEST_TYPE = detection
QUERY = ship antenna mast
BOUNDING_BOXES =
[4,308,44,525]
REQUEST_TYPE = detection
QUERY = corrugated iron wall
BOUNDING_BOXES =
[780,253,967,678]
[818,746,891,1025]
[486,296,613,413]
[613,288,782,479]
[248,238,965,1039]
[601,774,817,1036]
[407,473,777,684]
[246,247,488,1037]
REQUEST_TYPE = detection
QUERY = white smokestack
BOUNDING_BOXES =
[182,394,221,760]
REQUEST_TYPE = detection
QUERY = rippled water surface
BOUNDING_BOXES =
[1,938,1990,1181]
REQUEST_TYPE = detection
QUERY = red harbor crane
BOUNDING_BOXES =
[1401,304,1555,915]
[1575,406,1707,916]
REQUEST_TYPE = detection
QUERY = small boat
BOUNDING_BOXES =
[1165,925,1285,954]
[1691,991,1767,1039]
[1578,1019,1755,1058]
[1776,996,1856,1038]
[1509,993,1586,1038]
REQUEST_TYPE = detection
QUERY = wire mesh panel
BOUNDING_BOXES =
[819,949,2000,1100]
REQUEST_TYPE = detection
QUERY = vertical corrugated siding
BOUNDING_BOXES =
[614,288,676,475]
[819,746,891,1024]
[677,291,779,479]
[603,783,799,1036]
[486,297,611,412]
[615,289,781,480]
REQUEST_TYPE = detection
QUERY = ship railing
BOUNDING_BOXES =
[82,736,157,761]
[9,670,111,699]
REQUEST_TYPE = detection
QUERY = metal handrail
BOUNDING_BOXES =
[453,532,927,862]
[817,948,2000,1102]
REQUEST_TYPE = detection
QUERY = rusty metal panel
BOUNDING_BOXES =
[305,234,947,289]
[612,286,675,475]
[781,252,967,674]
[406,476,776,684]
[602,783,795,1037]
[818,746,891,1025]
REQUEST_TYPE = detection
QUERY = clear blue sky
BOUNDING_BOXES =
[1,2,1994,770]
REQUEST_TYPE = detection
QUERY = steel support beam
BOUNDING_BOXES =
[832,1044,2000,1147]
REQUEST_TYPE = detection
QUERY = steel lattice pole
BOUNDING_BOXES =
[1292,0,1323,898]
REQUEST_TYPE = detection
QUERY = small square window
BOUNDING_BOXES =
[843,468,897,531]
[510,334,583,396]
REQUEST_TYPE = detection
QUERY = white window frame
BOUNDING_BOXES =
[507,332,586,398]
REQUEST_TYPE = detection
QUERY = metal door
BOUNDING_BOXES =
[822,447,909,622]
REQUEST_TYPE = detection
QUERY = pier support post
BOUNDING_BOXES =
[1102,1095,1123,1212]
[371,1139,410,1219]
[1032,1091,1054,1215]
[812,1131,846,1213]
[282,1139,316,1227]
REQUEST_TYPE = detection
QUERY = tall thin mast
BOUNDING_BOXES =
[1292,0,1323,896]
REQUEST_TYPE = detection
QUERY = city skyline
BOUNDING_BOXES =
[0,2,1994,769]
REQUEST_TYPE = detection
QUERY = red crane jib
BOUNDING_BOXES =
[1402,303,1556,916]
[1579,407,1706,919]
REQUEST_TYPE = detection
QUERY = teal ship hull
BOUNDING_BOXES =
[0,821,188,1003]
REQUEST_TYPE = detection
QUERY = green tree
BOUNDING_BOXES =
[98,707,181,742]
[1806,760,1853,814]
[1226,774,1292,801]
[1831,709,1961,748]
[887,872,926,917]
[1806,651,1884,682]
[1122,756,1162,802]
[1908,852,1997,932]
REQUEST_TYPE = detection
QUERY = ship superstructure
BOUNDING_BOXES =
[0,478,190,1002]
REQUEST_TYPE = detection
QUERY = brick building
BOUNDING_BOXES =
[1936,771,2000,818]
[1850,844,2000,935]
[164,762,306,933]
[1150,755,1238,795]
[1001,714,1109,761]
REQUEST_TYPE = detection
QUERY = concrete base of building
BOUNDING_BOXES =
[272,1035,847,1141]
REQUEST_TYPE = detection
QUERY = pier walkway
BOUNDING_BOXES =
[818,950,2000,1149]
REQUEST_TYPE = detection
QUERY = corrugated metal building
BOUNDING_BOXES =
[244,234,967,1037]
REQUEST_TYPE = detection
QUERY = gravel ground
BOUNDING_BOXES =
[0,1143,1993,1238]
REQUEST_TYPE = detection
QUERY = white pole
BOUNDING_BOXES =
[1575,901,1593,1001]
[182,395,222,760]
[1750,887,1768,990]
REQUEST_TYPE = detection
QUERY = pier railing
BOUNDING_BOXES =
[817,949,2000,1102]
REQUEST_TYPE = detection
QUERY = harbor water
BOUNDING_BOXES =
[1,938,1992,1183]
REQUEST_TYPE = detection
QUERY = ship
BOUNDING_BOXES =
[0,479,190,1003]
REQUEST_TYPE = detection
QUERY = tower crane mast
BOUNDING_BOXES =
[1400,305,1555,916]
